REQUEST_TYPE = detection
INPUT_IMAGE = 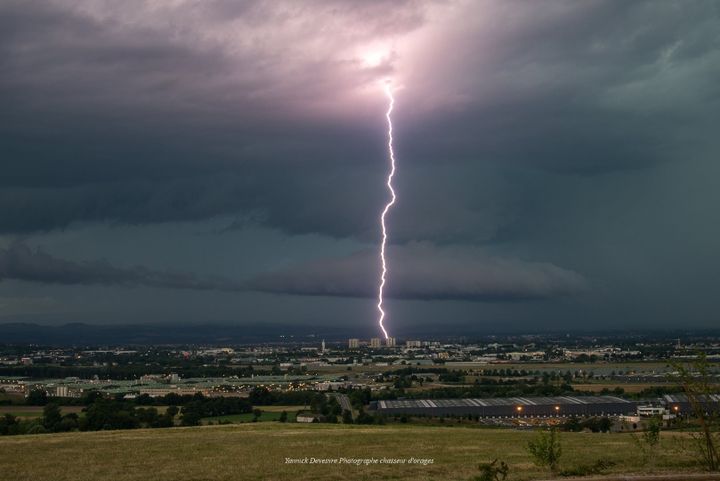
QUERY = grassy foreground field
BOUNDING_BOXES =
[0,423,706,481]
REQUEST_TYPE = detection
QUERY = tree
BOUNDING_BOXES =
[0,414,19,435]
[180,410,201,426]
[354,408,374,425]
[135,393,154,405]
[81,390,103,405]
[527,429,562,474]
[598,417,613,433]
[42,403,62,431]
[310,393,328,414]
[562,417,582,432]
[136,407,160,426]
[248,387,273,405]
[166,405,179,418]
[327,397,342,416]
[26,388,48,406]
[56,413,79,432]
[279,411,288,423]
[163,393,183,406]
[252,408,263,422]
[672,353,720,471]
[348,388,371,410]
[83,399,140,430]
[342,409,353,424]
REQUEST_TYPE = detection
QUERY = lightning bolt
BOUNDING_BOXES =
[377,84,396,340]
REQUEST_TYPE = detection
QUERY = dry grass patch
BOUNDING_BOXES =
[0,423,708,481]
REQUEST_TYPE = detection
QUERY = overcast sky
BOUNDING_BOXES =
[1,0,719,334]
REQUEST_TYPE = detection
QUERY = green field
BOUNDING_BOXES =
[0,423,710,481]
[0,405,85,418]
[255,405,308,412]
[202,410,298,423]
[0,404,305,423]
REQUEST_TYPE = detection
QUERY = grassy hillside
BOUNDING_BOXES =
[0,423,705,481]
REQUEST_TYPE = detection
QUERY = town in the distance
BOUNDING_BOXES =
[2,331,718,431]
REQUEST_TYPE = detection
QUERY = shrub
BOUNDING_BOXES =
[560,458,615,477]
[475,459,509,481]
[527,429,562,474]
[633,417,661,465]
[25,423,48,435]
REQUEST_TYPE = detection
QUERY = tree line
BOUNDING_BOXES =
[0,392,252,436]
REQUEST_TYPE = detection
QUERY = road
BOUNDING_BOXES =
[328,393,353,412]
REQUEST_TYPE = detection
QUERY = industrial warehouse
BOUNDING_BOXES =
[372,396,638,418]
[661,393,720,414]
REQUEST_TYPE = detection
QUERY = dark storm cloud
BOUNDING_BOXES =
[0,1,718,328]
[0,243,243,292]
[0,0,417,237]
[400,1,720,175]
[1,0,718,243]
[0,175,258,233]
[250,243,587,301]
[0,242,586,303]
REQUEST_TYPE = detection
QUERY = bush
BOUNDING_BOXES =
[633,417,661,465]
[475,459,509,481]
[560,458,615,477]
[25,423,48,435]
[561,416,612,433]
[354,408,375,424]
[527,429,562,474]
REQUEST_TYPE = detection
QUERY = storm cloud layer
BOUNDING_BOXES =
[250,244,587,301]
[0,243,243,292]
[2,0,718,241]
[1,1,719,329]
[0,243,585,303]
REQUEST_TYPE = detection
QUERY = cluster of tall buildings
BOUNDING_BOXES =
[348,337,419,349]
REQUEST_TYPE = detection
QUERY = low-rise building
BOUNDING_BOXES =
[138,386,205,397]
[296,412,321,423]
